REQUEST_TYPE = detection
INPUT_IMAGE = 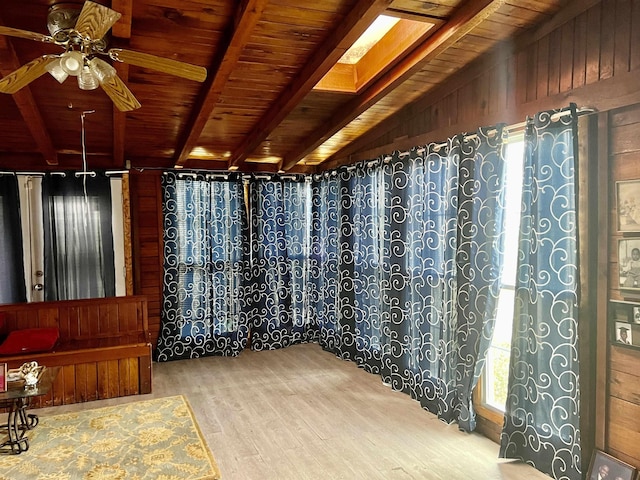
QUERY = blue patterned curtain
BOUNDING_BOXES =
[0,175,27,304]
[310,174,340,351]
[249,177,318,350]
[310,166,384,372]
[499,105,581,480]
[380,126,507,430]
[335,165,384,372]
[157,172,250,360]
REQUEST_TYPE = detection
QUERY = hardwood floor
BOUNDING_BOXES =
[38,343,551,479]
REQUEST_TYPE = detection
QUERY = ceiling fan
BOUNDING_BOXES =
[0,1,207,111]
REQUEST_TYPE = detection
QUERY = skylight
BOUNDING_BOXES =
[314,15,436,94]
[338,15,400,65]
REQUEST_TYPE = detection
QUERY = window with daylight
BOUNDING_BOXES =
[481,137,524,412]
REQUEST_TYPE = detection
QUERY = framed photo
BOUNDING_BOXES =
[618,239,640,290]
[609,300,640,349]
[587,449,637,480]
[616,180,640,232]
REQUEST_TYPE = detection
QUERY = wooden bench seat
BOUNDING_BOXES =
[0,296,153,408]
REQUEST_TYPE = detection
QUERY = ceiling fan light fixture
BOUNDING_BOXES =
[60,50,84,76]
[78,65,99,90]
[88,57,116,83]
[45,58,69,84]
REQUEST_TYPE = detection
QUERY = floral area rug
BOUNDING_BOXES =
[0,395,221,480]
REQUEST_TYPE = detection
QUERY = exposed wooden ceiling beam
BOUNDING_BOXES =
[173,0,269,168]
[111,0,133,169]
[281,0,506,171]
[0,25,58,166]
[228,0,394,170]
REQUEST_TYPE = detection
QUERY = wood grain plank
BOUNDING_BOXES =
[546,27,561,96]
[75,363,88,403]
[108,359,120,398]
[631,0,640,71]
[535,35,549,99]
[63,365,76,404]
[599,0,616,80]
[559,20,574,93]
[97,361,110,400]
[571,10,586,89]
[614,0,631,76]
[584,2,601,85]
[85,362,98,402]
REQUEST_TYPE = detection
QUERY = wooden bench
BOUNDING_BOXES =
[0,296,152,408]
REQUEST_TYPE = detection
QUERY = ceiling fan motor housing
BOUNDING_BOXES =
[47,3,82,42]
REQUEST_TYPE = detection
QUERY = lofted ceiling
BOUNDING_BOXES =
[0,0,570,174]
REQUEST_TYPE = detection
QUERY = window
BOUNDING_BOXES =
[481,138,524,412]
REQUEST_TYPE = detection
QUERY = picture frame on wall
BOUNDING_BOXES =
[618,238,640,290]
[609,300,640,349]
[587,449,637,480]
[616,180,640,232]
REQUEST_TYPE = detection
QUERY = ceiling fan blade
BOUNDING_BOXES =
[0,56,58,94]
[0,26,53,43]
[109,49,207,83]
[74,0,122,40]
[99,74,141,112]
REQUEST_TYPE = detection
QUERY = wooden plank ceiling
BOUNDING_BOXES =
[0,0,570,173]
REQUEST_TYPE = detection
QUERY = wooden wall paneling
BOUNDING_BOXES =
[546,27,562,96]
[63,364,75,405]
[559,19,574,93]
[613,0,631,76]
[69,306,80,339]
[130,171,164,349]
[515,49,528,107]
[599,0,616,80]
[535,35,550,99]
[119,358,131,396]
[86,362,98,403]
[585,2,602,85]
[97,360,110,400]
[631,0,640,71]
[139,354,152,394]
[106,359,120,394]
[525,41,538,102]
[571,10,587,89]
[75,363,88,403]
[606,102,640,465]
[609,369,640,404]
[607,396,640,465]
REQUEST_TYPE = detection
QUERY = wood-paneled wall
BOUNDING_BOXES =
[607,104,640,467]
[130,171,164,350]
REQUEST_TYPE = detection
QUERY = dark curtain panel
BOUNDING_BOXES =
[380,143,460,417]
[157,173,250,360]
[310,174,340,352]
[454,126,508,431]
[42,173,115,301]
[248,177,318,350]
[335,165,384,372]
[379,126,507,430]
[499,105,582,480]
[0,175,27,304]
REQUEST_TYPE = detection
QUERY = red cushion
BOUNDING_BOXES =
[0,328,60,355]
